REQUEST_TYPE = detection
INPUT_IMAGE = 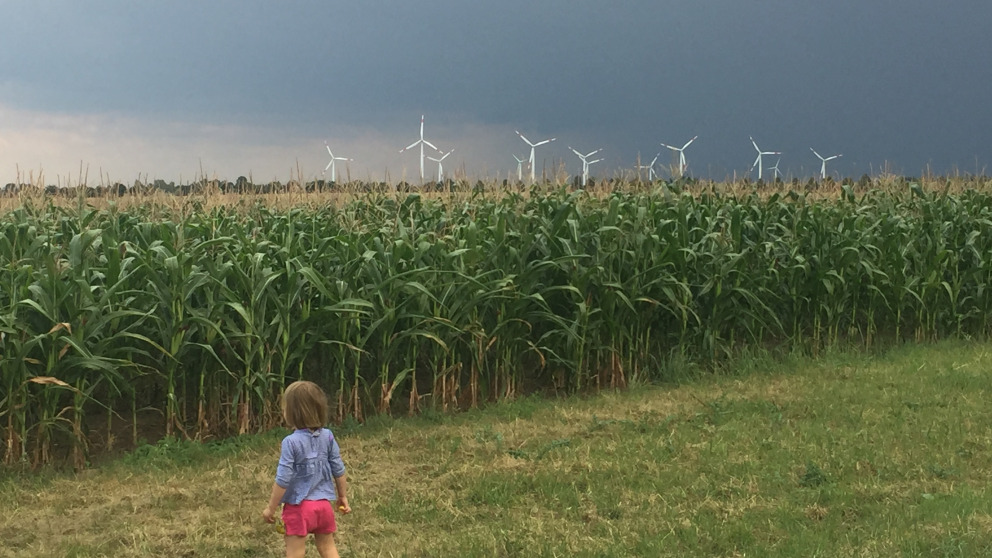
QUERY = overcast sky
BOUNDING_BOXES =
[1,1,990,184]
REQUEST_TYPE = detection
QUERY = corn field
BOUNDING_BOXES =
[2,180,992,468]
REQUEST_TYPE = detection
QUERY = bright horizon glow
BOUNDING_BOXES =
[0,102,987,186]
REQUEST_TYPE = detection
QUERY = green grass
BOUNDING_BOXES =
[3,340,992,556]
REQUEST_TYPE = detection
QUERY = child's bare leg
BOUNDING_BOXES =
[314,533,340,558]
[284,535,307,558]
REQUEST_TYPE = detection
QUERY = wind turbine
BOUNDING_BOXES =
[515,130,556,183]
[512,154,525,182]
[569,146,603,186]
[427,149,454,182]
[660,136,697,177]
[399,115,439,182]
[322,143,353,183]
[750,137,781,181]
[768,158,783,180]
[638,152,661,181]
[810,148,842,179]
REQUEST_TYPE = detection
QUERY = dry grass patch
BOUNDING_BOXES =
[4,341,992,556]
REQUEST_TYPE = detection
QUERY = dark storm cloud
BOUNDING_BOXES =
[1,0,990,179]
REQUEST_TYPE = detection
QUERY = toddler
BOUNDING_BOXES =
[262,381,351,558]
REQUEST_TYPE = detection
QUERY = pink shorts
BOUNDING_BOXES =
[282,499,336,536]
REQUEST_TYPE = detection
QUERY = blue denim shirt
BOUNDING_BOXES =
[275,428,346,505]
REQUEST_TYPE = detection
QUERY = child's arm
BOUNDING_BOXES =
[327,431,351,514]
[262,482,288,523]
[334,475,351,514]
[263,436,296,523]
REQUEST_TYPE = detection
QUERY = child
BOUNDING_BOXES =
[263,381,351,558]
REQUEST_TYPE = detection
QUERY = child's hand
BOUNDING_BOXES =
[262,505,277,523]
[337,497,352,515]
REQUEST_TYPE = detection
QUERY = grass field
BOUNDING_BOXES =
[2,339,992,557]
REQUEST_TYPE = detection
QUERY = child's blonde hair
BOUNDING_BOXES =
[282,381,328,430]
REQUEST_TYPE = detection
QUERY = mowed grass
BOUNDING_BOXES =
[3,340,992,557]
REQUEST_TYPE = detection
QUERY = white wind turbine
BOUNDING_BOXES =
[322,143,353,183]
[569,146,603,186]
[515,130,556,183]
[399,115,439,182]
[638,152,662,181]
[810,148,842,179]
[512,154,526,182]
[660,136,697,177]
[769,158,783,180]
[427,148,454,182]
[750,136,782,181]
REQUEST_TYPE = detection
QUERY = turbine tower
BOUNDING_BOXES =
[569,146,603,186]
[810,148,842,180]
[427,149,454,182]
[750,137,781,181]
[399,115,439,182]
[512,154,525,182]
[322,143,353,183]
[768,158,783,180]
[638,152,661,181]
[515,130,556,183]
[660,136,697,177]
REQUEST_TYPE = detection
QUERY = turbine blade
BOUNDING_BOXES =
[682,136,698,149]
[401,140,419,152]
[423,140,439,151]
[516,131,534,146]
